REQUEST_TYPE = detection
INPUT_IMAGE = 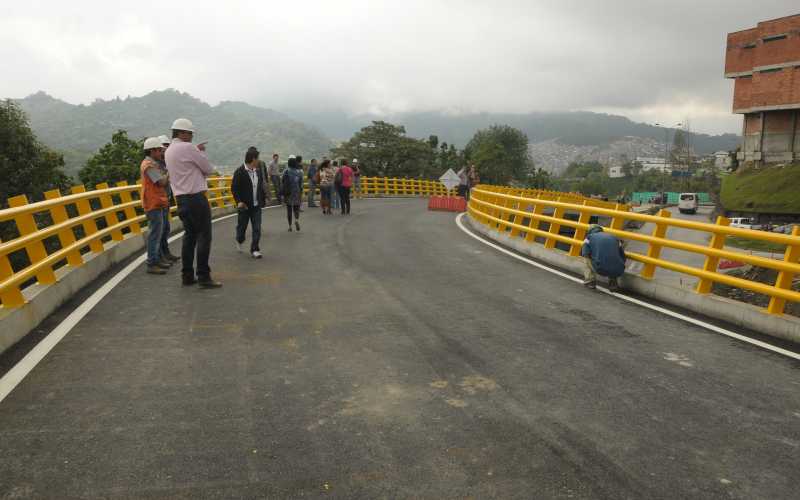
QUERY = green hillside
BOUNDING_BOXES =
[17,90,334,178]
[720,164,800,214]
[286,109,740,152]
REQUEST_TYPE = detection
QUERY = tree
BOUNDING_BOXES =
[463,125,530,185]
[78,130,144,187]
[330,121,435,178]
[528,167,552,189]
[0,99,70,208]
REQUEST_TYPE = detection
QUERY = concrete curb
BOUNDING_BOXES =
[467,214,800,345]
[0,207,236,355]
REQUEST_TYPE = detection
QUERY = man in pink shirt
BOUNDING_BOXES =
[164,118,222,288]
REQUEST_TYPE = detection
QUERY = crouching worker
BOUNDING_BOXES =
[581,224,626,292]
[141,137,172,275]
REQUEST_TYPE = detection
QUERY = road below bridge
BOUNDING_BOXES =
[1,198,799,499]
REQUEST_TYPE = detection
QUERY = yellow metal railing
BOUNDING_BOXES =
[468,185,800,315]
[0,176,454,309]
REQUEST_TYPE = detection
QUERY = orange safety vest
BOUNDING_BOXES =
[140,158,169,211]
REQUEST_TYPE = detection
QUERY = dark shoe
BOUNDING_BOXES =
[288,226,293,232]
[182,275,197,286]
[146,265,167,275]
[583,280,597,290]
[164,252,181,262]
[198,278,223,289]
[608,278,620,293]
[295,221,300,231]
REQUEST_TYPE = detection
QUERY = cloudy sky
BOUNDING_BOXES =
[2,0,797,134]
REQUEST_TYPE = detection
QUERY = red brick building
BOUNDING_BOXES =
[725,14,800,164]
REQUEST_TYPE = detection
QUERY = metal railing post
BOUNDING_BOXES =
[71,185,105,253]
[44,189,84,267]
[7,195,57,285]
[696,216,731,294]
[767,225,800,315]
[544,197,566,249]
[641,209,672,279]
[568,201,591,257]
[115,182,141,234]
[95,183,124,241]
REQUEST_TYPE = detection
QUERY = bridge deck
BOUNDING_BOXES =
[1,199,798,499]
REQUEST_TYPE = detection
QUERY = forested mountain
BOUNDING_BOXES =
[286,109,739,154]
[16,90,334,178]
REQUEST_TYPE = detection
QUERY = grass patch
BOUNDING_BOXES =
[726,235,786,253]
[720,163,800,214]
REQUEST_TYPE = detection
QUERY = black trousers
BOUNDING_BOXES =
[286,204,300,224]
[338,186,351,214]
[236,206,262,252]
[176,192,212,279]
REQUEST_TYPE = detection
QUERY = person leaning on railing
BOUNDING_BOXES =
[580,224,626,292]
[164,118,222,289]
[140,137,173,275]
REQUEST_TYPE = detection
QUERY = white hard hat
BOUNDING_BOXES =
[288,154,296,159]
[352,158,358,163]
[158,135,170,145]
[171,118,195,132]
[143,137,164,151]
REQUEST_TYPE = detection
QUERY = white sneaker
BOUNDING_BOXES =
[235,241,243,252]
[252,251,263,259]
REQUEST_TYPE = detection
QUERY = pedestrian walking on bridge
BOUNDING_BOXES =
[267,153,282,203]
[581,224,626,292]
[307,159,318,207]
[318,159,334,214]
[337,159,354,215]
[232,147,267,258]
[282,156,304,232]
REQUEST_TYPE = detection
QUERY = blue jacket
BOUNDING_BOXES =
[581,231,626,278]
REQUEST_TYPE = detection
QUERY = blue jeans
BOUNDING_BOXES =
[331,187,340,209]
[308,180,317,206]
[160,208,172,257]
[146,208,166,265]
[236,206,262,252]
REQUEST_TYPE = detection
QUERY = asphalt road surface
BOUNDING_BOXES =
[1,199,798,499]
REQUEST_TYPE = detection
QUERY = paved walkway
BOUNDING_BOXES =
[1,199,799,499]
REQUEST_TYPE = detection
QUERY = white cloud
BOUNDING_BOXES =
[1,0,797,134]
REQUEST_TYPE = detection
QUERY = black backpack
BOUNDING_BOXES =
[334,168,343,186]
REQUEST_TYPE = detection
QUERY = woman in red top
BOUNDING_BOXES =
[337,159,354,215]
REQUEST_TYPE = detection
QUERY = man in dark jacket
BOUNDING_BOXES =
[581,224,626,292]
[232,147,267,258]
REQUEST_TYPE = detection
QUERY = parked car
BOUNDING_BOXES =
[678,193,698,214]
[729,217,762,230]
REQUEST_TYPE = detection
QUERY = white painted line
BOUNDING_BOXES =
[455,213,800,361]
[0,207,275,404]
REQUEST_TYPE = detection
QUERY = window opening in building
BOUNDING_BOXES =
[762,34,787,42]
[743,42,757,49]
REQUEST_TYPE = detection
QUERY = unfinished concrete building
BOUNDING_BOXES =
[725,14,800,165]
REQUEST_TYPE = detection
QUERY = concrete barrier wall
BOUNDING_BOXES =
[0,207,236,355]
[467,214,800,345]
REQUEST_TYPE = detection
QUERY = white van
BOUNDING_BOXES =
[678,193,699,214]
[729,217,762,230]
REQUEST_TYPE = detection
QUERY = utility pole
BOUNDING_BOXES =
[655,122,682,203]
